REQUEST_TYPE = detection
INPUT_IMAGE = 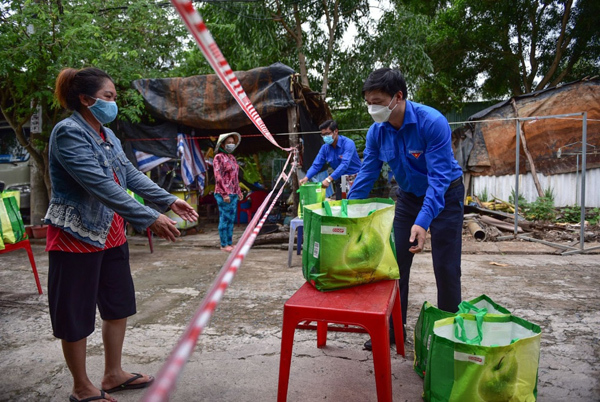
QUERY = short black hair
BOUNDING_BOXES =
[362,68,407,100]
[319,119,338,131]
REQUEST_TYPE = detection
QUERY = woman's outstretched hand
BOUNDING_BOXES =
[170,198,199,222]
[149,214,181,242]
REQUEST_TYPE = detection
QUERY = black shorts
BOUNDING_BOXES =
[48,242,136,342]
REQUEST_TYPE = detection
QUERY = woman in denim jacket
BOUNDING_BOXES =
[44,67,198,402]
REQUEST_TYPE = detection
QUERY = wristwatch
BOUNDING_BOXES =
[325,177,332,183]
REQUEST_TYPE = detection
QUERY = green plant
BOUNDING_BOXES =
[508,189,527,208]
[557,205,581,223]
[477,188,489,202]
[543,186,555,203]
[525,196,556,221]
[587,208,600,226]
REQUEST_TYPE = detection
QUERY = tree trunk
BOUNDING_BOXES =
[293,3,309,87]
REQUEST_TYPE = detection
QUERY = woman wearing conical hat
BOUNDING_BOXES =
[213,132,243,252]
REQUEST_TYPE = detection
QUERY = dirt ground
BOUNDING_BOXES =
[0,221,599,402]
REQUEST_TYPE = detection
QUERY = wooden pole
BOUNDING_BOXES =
[511,99,544,198]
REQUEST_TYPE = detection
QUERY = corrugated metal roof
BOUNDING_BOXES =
[468,77,599,121]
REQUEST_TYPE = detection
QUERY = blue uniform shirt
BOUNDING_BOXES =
[306,135,362,180]
[348,101,463,230]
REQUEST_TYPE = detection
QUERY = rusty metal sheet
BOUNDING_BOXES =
[462,79,600,176]
[132,63,297,130]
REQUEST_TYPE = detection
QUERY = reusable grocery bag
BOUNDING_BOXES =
[424,314,541,402]
[414,295,511,378]
[297,182,325,218]
[0,195,25,244]
[2,190,21,208]
[0,223,4,250]
[302,198,399,291]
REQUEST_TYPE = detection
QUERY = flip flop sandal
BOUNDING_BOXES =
[102,373,155,393]
[69,389,112,402]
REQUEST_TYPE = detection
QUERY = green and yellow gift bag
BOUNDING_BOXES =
[297,182,326,218]
[424,313,541,402]
[302,198,399,291]
[0,193,26,244]
[414,295,511,379]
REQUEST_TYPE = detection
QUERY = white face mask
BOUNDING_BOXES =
[224,143,236,153]
[367,97,397,123]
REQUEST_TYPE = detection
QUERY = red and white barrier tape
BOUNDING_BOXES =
[142,154,296,402]
[170,0,293,152]
[141,4,301,400]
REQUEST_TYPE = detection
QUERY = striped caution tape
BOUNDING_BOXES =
[170,0,293,151]
[142,152,296,402]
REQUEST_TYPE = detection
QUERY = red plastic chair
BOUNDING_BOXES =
[0,238,43,294]
[277,280,405,402]
[236,190,269,224]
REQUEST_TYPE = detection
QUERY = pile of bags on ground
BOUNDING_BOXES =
[415,296,541,402]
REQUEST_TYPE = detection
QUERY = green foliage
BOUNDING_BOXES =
[508,189,528,209]
[557,205,582,223]
[543,186,555,203]
[327,1,433,110]
[588,208,600,226]
[525,196,556,222]
[0,0,189,200]
[172,2,297,76]
[401,0,600,112]
[477,188,489,203]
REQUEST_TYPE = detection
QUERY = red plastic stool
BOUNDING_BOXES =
[0,238,43,294]
[277,280,404,402]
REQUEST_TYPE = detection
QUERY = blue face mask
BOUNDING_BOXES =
[88,97,118,124]
[323,135,334,145]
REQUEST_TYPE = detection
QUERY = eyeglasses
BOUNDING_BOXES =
[321,131,334,137]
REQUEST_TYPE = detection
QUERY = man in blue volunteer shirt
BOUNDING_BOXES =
[299,120,362,199]
[348,68,464,351]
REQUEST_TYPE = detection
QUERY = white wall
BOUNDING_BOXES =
[471,168,600,207]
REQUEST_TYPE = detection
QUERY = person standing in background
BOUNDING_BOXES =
[213,132,243,252]
[299,120,362,199]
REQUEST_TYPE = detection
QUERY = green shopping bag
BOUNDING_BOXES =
[297,182,326,218]
[2,190,20,208]
[414,295,511,379]
[0,195,26,244]
[302,198,399,291]
[424,314,541,402]
[0,223,4,250]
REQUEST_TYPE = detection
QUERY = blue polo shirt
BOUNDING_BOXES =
[348,100,463,230]
[306,135,362,180]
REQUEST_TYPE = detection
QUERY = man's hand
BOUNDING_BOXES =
[321,177,332,188]
[170,198,199,222]
[409,224,426,254]
[299,177,308,185]
[149,214,181,242]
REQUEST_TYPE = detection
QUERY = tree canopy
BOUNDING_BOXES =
[1,0,598,218]
[0,0,188,201]
[402,0,600,112]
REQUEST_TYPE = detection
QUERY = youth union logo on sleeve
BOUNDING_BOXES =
[409,149,423,159]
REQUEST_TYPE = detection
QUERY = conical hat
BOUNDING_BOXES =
[215,132,242,152]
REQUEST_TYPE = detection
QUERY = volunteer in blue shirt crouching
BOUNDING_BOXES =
[348,68,464,351]
[299,120,362,199]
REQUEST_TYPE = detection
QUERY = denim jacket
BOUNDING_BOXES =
[44,111,177,248]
